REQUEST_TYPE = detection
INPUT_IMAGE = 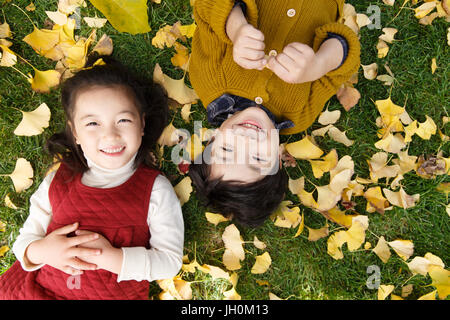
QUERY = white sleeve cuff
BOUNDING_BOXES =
[117,247,148,282]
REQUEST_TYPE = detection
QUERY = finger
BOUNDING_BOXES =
[267,57,289,77]
[238,47,266,61]
[70,247,102,257]
[53,222,78,235]
[241,38,265,51]
[237,57,267,70]
[274,53,296,70]
[286,42,314,56]
[68,233,99,247]
[242,25,265,41]
[282,46,304,61]
[70,257,98,271]
[63,266,83,276]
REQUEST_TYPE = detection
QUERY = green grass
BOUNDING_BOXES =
[0,0,448,300]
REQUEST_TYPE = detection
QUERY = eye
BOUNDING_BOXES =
[86,121,98,126]
[253,156,267,163]
[118,119,132,124]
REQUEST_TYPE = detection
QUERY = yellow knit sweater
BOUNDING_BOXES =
[189,0,361,135]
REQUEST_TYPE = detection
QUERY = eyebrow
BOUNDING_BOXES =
[79,110,136,121]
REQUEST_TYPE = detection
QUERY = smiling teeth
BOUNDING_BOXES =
[102,147,124,154]
[240,123,259,129]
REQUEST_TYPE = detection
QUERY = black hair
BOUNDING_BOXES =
[46,55,168,174]
[188,156,288,228]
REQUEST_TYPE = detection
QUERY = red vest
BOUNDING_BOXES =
[0,163,160,300]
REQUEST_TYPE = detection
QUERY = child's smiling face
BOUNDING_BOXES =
[69,85,145,170]
[208,107,281,182]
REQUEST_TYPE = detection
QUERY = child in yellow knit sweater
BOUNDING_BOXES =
[188,0,361,227]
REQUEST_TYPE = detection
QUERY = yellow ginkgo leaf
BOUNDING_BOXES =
[308,149,338,179]
[388,239,414,261]
[89,0,150,35]
[181,104,192,123]
[251,252,272,274]
[0,44,17,66]
[364,186,391,214]
[376,39,389,58]
[222,224,245,261]
[372,236,391,263]
[4,193,18,210]
[345,216,368,251]
[173,176,192,206]
[379,27,398,43]
[92,34,113,56]
[23,27,60,56]
[158,122,184,147]
[361,63,378,80]
[307,224,329,241]
[223,249,242,271]
[374,133,406,154]
[0,21,12,38]
[327,230,347,260]
[415,115,437,140]
[200,264,230,280]
[178,22,197,38]
[378,284,394,300]
[285,135,323,160]
[293,212,305,238]
[253,236,267,250]
[205,212,229,225]
[152,25,179,49]
[318,108,341,125]
[428,266,450,299]
[431,58,437,74]
[83,16,108,28]
[14,103,51,136]
[414,1,437,19]
[383,187,420,209]
[171,42,190,71]
[28,68,61,93]
[2,158,33,193]
[153,63,199,104]
[417,290,437,300]
[185,134,204,161]
[0,245,10,258]
[46,10,68,25]
[157,276,192,300]
[404,120,418,143]
[327,126,354,147]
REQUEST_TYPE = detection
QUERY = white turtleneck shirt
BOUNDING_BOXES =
[11,154,184,282]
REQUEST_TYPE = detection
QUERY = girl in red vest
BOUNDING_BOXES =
[0,56,184,300]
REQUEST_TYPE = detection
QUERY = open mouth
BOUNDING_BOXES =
[100,146,126,156]
[238,120,262,131]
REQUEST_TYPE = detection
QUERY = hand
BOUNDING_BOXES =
[226,5,266,70]
[231,24,266,70]
[74,230,123,275]
[267,42,321,84]
[25,222,101,276]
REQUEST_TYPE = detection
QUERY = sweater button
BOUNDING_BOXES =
[269,50,277,57]
[287,8,296,17]
[254,96,263,105]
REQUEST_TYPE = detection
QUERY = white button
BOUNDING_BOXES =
[269,50,277,57]
[255,97,263,104]
[287,8,296,17]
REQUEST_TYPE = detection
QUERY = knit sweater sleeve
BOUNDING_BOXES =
[194,0,258,44]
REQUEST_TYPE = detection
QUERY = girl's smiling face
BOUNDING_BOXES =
[69,85,145,170]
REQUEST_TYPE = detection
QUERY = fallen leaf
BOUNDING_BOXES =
[2,158,33,193]
[414,1,437,19]
[307,224,329,241]
[418,290,437,300]
[428,266,450,299]
[388,239,414,261]
[378,285,395,300]
[14,103,51,136]
[253,236,266,250]
[336,85,361,111]
[0,21,12,38]
[345,215,368,251]
[285,135,323,159]
[308,149,338,179]
[416,115,437,139]
[153,63,199,104]
[376,39,389,58]
[92,33,113,55]
[372,236,391,263]
[222,224,245,261]
[173,176,192,205]
[361,63,378,80]
[83,16,108,28]
[0,44,17,67]
[205,212,229,225]
[318,108,341,125]
[379,27,398,43]
[327,126,354,147]
[28,68,61,93]
[327,230,347,260]
[89,0,150,34]
[431,57,437,74]
[364,186,391,214]
[251,252,271,274]
[4,194,18,209]
[383,187,420,209]
[46,10,68,25]
[0,245,9,258]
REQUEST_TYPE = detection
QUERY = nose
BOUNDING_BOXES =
[103,124,120,140]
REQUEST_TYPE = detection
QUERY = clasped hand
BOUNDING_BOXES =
[26,222,115,276]
[231,23,322,84]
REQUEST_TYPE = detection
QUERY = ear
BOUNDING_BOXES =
[278,144,283,169]
[67,120,80,145]
[141,113,146,136]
